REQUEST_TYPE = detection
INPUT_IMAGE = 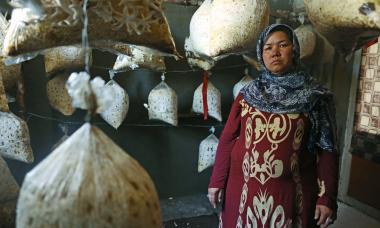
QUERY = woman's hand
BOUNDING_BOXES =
[208,188,224,208]
[315,204,334,227]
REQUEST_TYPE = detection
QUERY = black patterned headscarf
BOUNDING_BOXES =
[240,24,338,153]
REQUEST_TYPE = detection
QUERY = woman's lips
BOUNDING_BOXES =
[271,60,281,64]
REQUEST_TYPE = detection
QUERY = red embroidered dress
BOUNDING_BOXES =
[209,95,338,228]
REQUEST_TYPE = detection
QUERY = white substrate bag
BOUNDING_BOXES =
[46,73,75,116]
[192,80,222,122]
[233,70,253,99]
[144,76,178,126]
[113,45,166,72]
[0,111,34,163]
[186,0,269,58]
[305,0,380,54]
[294,25,316,59]
[198,128,219,172]
[44,46,92,75]
[100,80,129,129]
[3,0,178,56]
[16,123,162,228]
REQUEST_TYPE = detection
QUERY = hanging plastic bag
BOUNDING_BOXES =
[0,111,34,163]
[198,127,219,172]
[44,46,92,76]
[186,0,269,58]
[0,156,19,228]
[2,0,178,57]
[16,123,162,227]
[100,72,129,129]
[46,73,75,116]
[233,68,253,99]
[192,72,222,122]
[305,0,380,55]
[144,74,178,126]
[113,45,166,72]
[294,25,316,59]
[16,72,162,227]
[0,12,22,92]
[0,155,19,203]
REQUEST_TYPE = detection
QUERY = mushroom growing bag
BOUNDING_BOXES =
[0,156,19,228]
[186,0,269,58]
[0,111,34,163]
[198,128,219,172]
[100,80,129,129]
[3,0,178,56]
[0,12,21,92]
[305,0,380,54]
[192,80,222,122]
[44,46,92,76]
[0,155,19,203]
[113,45,166,72]
[145,77,178,126]
[16,123,162,228]
[233,70,253,99]
[294,25,316,59]
[46,73,75,116]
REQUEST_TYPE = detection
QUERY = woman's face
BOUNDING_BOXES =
[262,31,294,75]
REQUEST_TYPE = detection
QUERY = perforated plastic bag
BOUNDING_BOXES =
[0,12,22,92]
[0,111,34,163]
[0,155,18,228]
[294,25,316,59]
[16,123,162,228]
[305,0,380,54]
[3,0,178,56]
[100,80,129,129]
[192,79,222,122]
[46,73,75,116]
[186,0,269,58]
[233,69,253,99]
[0,155,19,203]
[44,46,92,76]
[113,45,166,72]
[144,75,178,126]
[198,127,219,173]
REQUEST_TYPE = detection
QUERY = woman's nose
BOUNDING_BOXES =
[270,46,281,57]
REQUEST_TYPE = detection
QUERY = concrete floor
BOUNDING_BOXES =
[331,202,380,228]
[161,195,380,228]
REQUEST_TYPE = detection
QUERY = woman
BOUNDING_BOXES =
[208,24,338,228]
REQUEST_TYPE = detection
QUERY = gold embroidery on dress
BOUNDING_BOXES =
[293,118,305,150]
[250,144,283,185]
[237,100,302,228]
[317,178,326,197]
[244,189,292,228]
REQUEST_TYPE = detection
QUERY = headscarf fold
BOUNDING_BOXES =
[241,24,337,153]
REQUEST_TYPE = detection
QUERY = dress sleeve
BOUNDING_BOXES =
[209,95,242,189]
[310,95,339,210]
[316,150,339,211]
